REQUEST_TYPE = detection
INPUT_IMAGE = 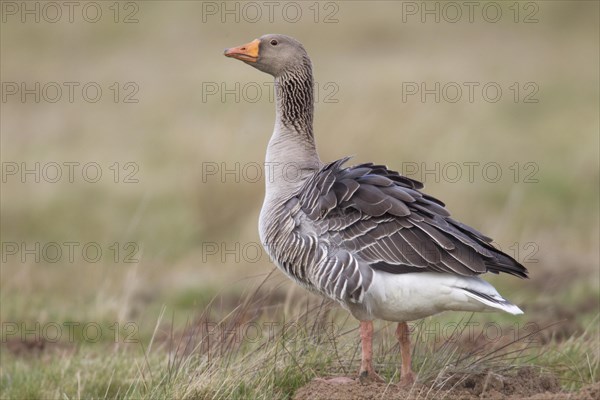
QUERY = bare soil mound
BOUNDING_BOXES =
[293,367,597,400]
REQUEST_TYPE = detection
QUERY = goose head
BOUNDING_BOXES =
[224,34,310,77]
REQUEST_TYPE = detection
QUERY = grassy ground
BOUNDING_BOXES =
[1,1,598,399]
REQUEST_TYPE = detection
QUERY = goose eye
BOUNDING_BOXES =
[270,39,278,46]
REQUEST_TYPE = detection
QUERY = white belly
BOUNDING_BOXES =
[360,271,521,322]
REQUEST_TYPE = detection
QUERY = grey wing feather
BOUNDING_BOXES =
[297,157,529,280]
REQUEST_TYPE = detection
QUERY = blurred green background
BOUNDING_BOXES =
[1,0,598,347]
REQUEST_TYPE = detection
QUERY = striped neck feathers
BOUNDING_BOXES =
[274,57,314,139]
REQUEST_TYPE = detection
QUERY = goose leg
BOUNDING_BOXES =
[317,320,383,384]
[358,320,384,383]
[396,322,416,386]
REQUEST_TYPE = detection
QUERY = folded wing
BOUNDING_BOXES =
[298,157,529,279]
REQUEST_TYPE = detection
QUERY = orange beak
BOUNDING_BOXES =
[224,39,260,63]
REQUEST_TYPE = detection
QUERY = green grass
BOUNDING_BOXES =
[1,271,598,399]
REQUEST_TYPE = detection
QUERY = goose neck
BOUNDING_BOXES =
[274,62,315,140]
[265,62,321,191]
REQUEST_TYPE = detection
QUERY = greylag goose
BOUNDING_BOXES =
[224,34,528,386]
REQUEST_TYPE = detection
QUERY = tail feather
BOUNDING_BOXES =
[461,287,523,315]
